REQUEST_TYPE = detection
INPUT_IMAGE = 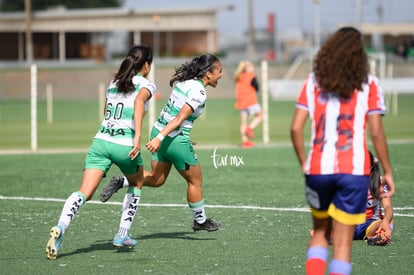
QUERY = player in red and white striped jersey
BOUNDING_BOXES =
[291,26,395,275]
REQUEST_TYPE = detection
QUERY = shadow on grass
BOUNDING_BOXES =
[57,239,133,259]
[139,231,218,241]
[56,231,217,258]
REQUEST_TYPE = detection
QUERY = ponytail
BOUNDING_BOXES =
[169,54,219,87]
[114,45,153,92]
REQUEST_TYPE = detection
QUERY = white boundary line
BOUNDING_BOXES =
[1,195,413,217]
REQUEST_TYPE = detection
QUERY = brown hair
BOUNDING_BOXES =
[313,26,369,97]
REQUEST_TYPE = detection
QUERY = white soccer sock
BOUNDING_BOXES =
[57,191,86,234]
[118,187,141,237]
[189,199,206,224]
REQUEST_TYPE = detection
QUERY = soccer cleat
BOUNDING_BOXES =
[192,218,221,232]
[100,176,124,202]
[112,234,138,248]
[245,127,254,139]
[242,141,255,148]
[45,225,63,260]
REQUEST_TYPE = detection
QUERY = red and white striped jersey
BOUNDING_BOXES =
[365,190,384,220]
[296,73,387,175]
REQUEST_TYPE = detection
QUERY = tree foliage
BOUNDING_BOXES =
[0,0,124,12]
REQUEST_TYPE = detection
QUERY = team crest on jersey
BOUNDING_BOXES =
[317,92,330,104]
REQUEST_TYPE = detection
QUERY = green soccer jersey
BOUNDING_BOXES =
[154,79,206,137]
[94,75,156,146]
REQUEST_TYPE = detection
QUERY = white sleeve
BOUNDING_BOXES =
[142,81,157,98]
[186,88,206,111]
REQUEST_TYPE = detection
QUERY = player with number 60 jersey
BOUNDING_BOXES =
[95,75,156,146]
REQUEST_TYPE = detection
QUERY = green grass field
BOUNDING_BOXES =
[0,146,413,274]
[0,95,413,274]
[1,95,414,150]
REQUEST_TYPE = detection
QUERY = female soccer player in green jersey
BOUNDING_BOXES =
[46,45,156,260]
[101,54,223,232]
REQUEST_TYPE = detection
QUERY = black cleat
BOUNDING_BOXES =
[191,218,220,232]
[100,176,124,202]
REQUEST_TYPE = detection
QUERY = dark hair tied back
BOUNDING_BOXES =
[114,45,153,93]
[169,54,219,87]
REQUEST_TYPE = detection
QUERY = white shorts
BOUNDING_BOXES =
[240,103,261,116]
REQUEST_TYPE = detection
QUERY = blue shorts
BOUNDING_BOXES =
[305,174,369,225]
[354,219,380,240]
[354,219,395,240]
